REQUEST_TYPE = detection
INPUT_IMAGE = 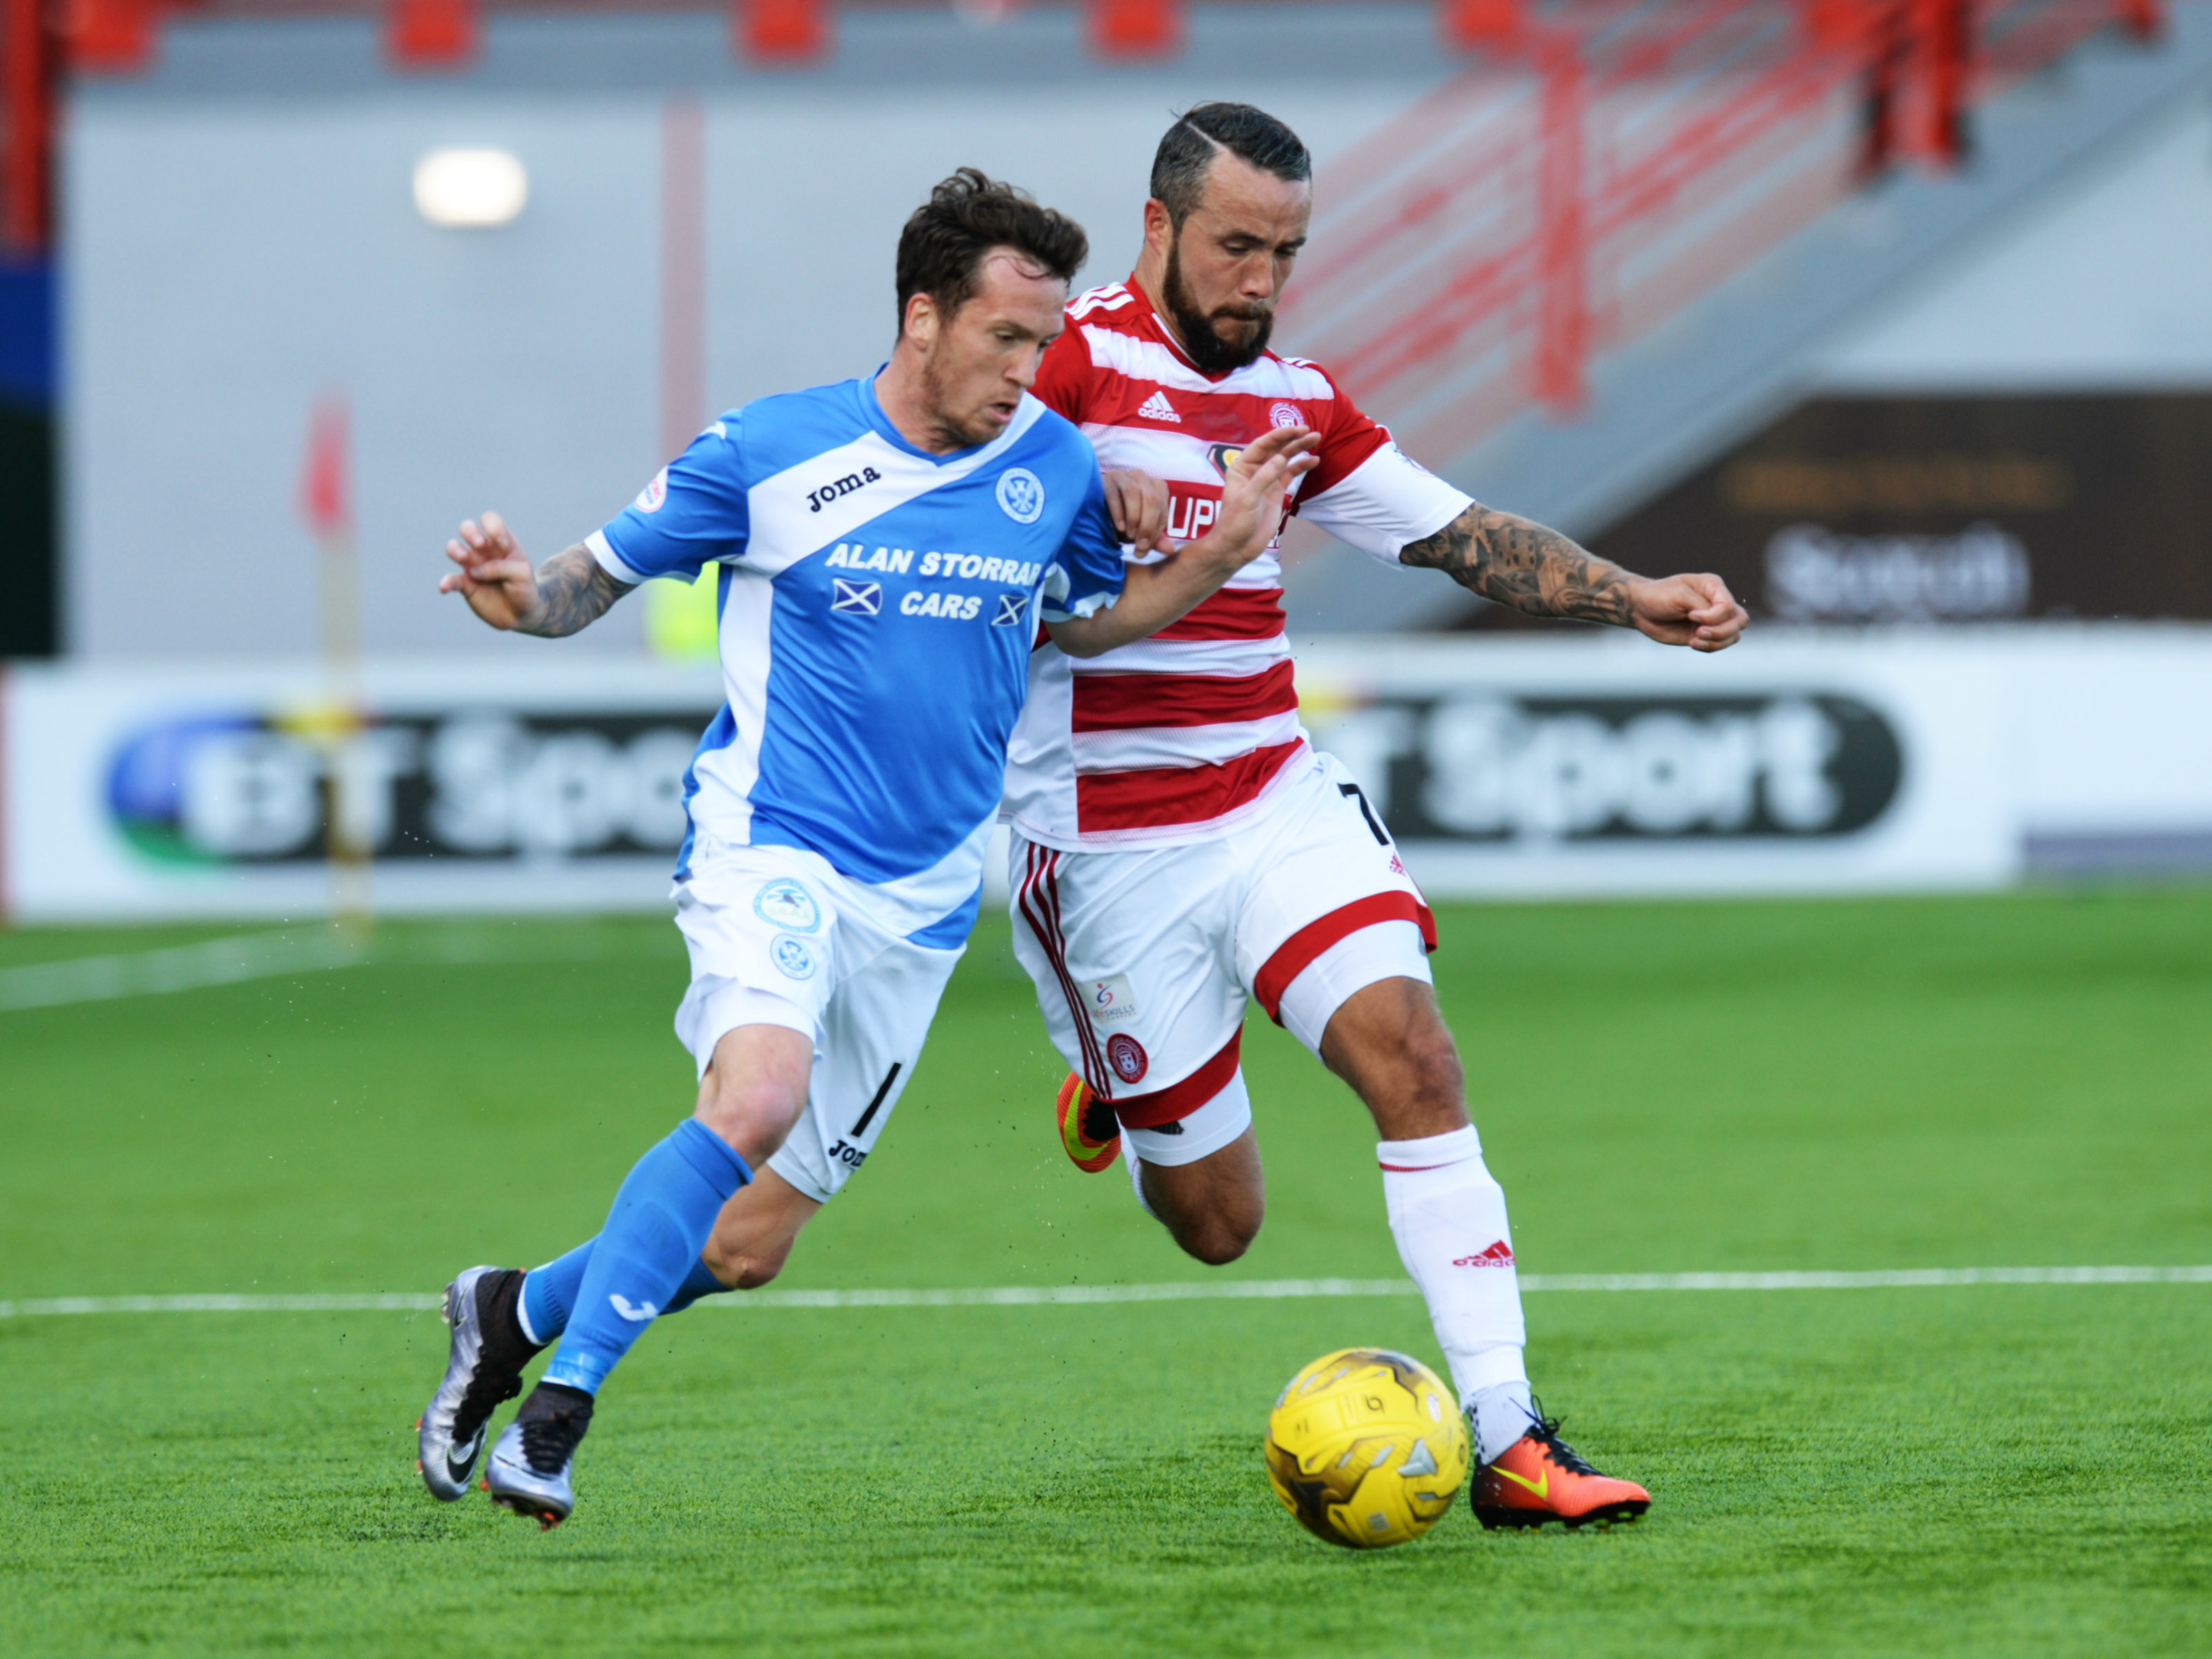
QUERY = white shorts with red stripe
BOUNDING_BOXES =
[1010,750,1435,1157]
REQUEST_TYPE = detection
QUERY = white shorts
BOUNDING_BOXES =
[671,839,965,1204]
[1010,750,1434,1164]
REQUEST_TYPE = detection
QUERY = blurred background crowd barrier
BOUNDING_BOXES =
[0,0,2207,916]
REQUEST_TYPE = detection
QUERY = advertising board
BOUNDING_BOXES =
[1571,394,2212,628]
[4,630,2208,919]
[1293,634,2012,896]
[3,661,722,919]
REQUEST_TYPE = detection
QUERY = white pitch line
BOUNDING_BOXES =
[0,926,674,1013]
[2,1266,2207,1320]
[0,931,366,1012]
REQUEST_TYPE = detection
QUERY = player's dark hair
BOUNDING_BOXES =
[1151,103,1312,227]
[895,168,1088,333]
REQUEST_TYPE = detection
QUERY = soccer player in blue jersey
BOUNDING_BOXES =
[416,170,1316,1527]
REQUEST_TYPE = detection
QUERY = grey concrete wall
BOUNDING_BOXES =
[1815,95,2212,389]
[62,5,1455,661]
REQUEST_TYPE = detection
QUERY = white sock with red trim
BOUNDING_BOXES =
[1377,1124,1537,1465]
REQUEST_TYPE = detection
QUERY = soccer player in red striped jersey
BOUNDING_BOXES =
[1005,104,1748,1531]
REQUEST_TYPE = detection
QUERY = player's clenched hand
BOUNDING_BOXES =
[439,512,543,631]
[1628,571,1747,652]
[1103,468,1174,555]
[1206,425,1321,567]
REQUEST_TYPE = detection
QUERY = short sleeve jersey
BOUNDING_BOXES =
[1002,279,1472,851]
[591,375,1124,944]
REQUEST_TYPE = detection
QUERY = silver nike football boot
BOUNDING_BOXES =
[416,1265,535,1500]
[485,1383,594,1530]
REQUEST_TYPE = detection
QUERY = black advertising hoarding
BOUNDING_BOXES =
[1339,691,1905,844]
[1460,394,2212,628]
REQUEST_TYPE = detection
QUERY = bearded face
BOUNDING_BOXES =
[1161,228,1276,376]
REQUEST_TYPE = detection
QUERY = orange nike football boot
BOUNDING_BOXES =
[1055,1071,1120,1173]
[1470,1411,1651,1530]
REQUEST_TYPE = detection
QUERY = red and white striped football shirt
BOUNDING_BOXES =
[1002,278,1472,850]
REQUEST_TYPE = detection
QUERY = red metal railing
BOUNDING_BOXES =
[1275,0,2167,469]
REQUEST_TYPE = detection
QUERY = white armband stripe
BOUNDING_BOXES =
[587,528,652,587]
[1300,445,1474,566]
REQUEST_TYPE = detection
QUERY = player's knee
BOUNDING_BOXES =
[695,1072,808,1163]
[1174,1220,1252,1267]
[700,1230,794,1291]
[1170,1199,1263,1267]
[729,1247,792,1290]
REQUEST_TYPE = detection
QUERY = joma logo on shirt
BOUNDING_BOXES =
[807,467,882,512]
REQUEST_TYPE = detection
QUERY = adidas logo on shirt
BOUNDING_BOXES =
[1136,390,1181,424]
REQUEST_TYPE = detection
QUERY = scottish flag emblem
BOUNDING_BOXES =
[993,593,1028,628]
[831,578,881,614]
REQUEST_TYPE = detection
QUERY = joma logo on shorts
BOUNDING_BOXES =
[807,467,882,512]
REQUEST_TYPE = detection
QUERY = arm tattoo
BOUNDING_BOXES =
[1399,505,1635,627]
[516,545,634,637]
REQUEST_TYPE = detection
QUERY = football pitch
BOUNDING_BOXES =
[2,890,2207,1657]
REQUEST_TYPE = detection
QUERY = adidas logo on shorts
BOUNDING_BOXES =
[1137,390,1181,424]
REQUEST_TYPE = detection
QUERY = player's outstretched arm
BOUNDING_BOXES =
[1048,426,1320,658]
[1399,504,1748,652]
[439,510,636,637]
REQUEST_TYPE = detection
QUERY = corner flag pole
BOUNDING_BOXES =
[300,394,372,933]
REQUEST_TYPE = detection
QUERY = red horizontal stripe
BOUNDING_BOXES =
[1377,1157,1477,1172]
[1075,740,1303,833]
[1071,661,1298,733]
[1252,892,1439,1020]
[1111,1028,1243,1129]
[1152,586,1285,643]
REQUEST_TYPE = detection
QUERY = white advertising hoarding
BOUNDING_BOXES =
[3,629,2207,921]
[1292,633,2016,897]
[3,659,723,919]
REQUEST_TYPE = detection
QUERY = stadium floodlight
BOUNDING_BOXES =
[412,148,528,227]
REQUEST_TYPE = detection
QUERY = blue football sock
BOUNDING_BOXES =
[518,1237,596,1346]
[541,1120,750,1396]
[520,1238,732,1345]
[665,1256,731,1316]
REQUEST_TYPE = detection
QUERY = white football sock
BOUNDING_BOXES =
[1378,1124,1535,1465]
[1466,1379,1539,1465]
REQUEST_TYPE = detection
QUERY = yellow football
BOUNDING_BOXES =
[1264,1347,1470,1548]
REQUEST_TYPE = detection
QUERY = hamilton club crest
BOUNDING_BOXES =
[995,466,1045,525]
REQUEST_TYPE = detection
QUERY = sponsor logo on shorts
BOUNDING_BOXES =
[825,1139,869,1172]
[996,467,1045,525]
[1085,973,1139,1025]
[1107,1032,1148,1085]
[770,934,817,980]
[1452,1241,1516,1269]
[754,878,820,934]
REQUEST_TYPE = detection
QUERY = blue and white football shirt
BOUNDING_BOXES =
[588,373,1124,947]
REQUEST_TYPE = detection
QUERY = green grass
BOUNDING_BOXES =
[2,891,2209,1656]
